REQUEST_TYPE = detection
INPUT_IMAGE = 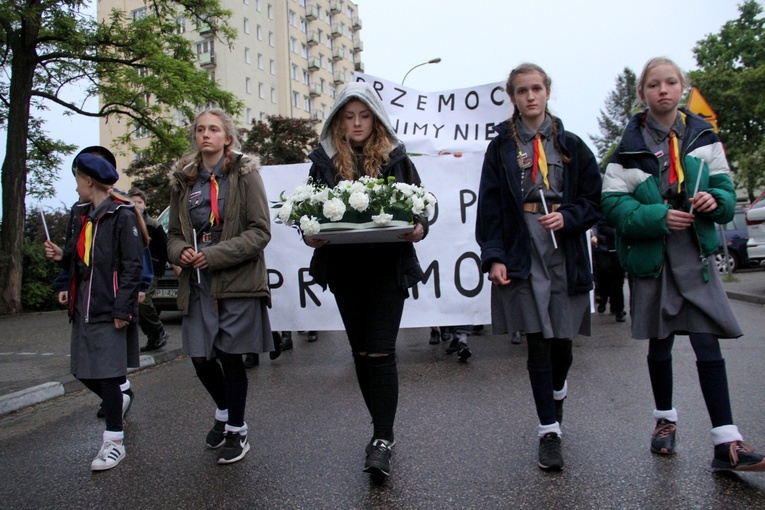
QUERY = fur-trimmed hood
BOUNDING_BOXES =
[168,151,261,192]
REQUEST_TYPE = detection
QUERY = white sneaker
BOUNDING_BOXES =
[91,440,126,471]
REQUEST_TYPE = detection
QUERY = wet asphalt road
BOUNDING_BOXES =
[1,300,765,509]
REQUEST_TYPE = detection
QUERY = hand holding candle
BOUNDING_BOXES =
[538,189,558,250]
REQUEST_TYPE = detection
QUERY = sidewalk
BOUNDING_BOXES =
[1,269,763,416]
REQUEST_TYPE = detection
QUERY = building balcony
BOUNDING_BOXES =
[329,1,342,14]
[333,70,348,85]
[307,31,320,46]
[352,17,362,30]
[305,4,318,21]
[352,39,363,53]
[198,52,215,69]
[309,83,322,97]
[332,47,346,61]
[330,23,341,38]
[310,112,322,124]
[354,61,364,73]
[198,22,213,37]
[307,57,320,71]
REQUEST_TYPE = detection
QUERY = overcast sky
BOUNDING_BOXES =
[3,0,745,210]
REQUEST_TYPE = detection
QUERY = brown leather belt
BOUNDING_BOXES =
[200,232,212,243]
[523,202,559,214]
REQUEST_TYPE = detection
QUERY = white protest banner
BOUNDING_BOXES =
[262,152,491,331]
[353,72,511,156]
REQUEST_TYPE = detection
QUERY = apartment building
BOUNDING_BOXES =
[97,0,363,171]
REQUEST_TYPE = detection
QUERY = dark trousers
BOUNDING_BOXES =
[330,273,406,442]
[79,376,125,432]
[139,278,165,340]
[192,349,249,428]
[526,334,573,426]
[594,251,625,313]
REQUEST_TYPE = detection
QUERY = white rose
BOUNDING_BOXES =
[323,197,346,222]
[299,215,321,236]
[277,202,293,223]
[411,196,425,215]
[348,191,370,212]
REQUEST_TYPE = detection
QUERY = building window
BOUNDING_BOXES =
[302,70,310,85]
[131,7,147,20]
[290,37,297,53]
[255,0,261,11]
[271,87,276,103]
[301,44,308,58]
[246,77,252,94]
[292,91,300,107]
[320,78,326,93]
[304,95,310,112]
[246,108,253,124]
[269,32,274,47]
[244,47,251,64]
[299,18,307,33]
[270,59,276,75]
[267,4,273,19]
[243,18,250,34]
[175,17,186,34]
[258,83,264,99]
[288,10,296,27]
[257,53,264,69]
[291,64,298,80]
[299,0,306,7]
[329,84,337,99]
[256,25,262,40]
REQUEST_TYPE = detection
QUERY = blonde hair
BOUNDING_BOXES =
[183,108,241,183]
[504,63,570,164]
[330,99,394,181]
[637,57,688,106]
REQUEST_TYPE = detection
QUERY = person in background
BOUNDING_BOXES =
[45,149,148,471]
[591,218,627,322]
[303,82,428,477]
[129,188,172,351]
[476,63,601,471]
[166,108,274,465]
[602,56,765,471]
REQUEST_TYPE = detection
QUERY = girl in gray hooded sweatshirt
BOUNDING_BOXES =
[304,82,428,477]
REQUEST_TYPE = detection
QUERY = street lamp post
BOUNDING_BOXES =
[401,58,442,85]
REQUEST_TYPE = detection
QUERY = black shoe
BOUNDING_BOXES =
[429,329,440,345]
[206,420,227,449]
[538,432,564,471]
[457,344,472,362]
[365,438,396,457]
[440,329,451,342]
[217,432,250,464]
[597,303,606,313]
[615,311,627,322]
[445,337,460,354]
[155,330,168,349]
[270,332,282,361]
[511,331,522,344]
[364,440,392,476]
[243,353,259,369]
[471,325,485,334]
[140,339,157,352]
[712,441,765,471]
[307,331,318,342]
[650,419,677,455]
[280,333,294,351]
[555,399,564,425]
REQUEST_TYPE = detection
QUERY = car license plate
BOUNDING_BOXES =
[154,288,178,299]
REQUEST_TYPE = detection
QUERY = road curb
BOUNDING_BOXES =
[725,290,765,305]
[0,347,184,417]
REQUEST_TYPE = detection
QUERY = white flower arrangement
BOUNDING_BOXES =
[274,175,437,235]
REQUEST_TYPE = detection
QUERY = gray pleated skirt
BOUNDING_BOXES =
[631,228,742,340]
[491,212,591,339]
[182,269,274,359]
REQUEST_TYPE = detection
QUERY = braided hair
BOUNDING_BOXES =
[505,63,570,164]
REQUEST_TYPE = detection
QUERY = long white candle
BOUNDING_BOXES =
[192,228,202,284]
[538,189,558,250]
[40,210,50,242]
[688,160,705,215]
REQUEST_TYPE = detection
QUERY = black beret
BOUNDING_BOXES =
[73,146,117,170]
[74,153,119,185]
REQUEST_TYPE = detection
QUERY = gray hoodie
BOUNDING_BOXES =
[318,82,399,158]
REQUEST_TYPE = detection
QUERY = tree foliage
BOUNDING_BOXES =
[242,115,319,165]
[689,0,765,201]
[589,67,637,168]
[0,0,241,313]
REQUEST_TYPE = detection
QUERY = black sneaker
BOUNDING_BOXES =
[269,331,282,361]
[538,432,564,471]
[206,420,227,449]
[243,353,259,368]
[615,311,627,323]
[711,441,765,471]
[440,329,451,342]
[597,303,606,313]
[457,344,472,362]
[365,438,396,456]
[429,329,440,345]
[511,331,522,344]
[155,330,169,349]
[364,440,392,476]
[217,432,250,464]
[307,331,319,342]
[445,337,460,354]
[650,419,677,455]
[280,333,294,351]
[555,399,564,425]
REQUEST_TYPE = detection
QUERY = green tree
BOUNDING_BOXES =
[242,115,319,165]
[689,0,765,201]
[589,67,637,168]
[0,0,242,314]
